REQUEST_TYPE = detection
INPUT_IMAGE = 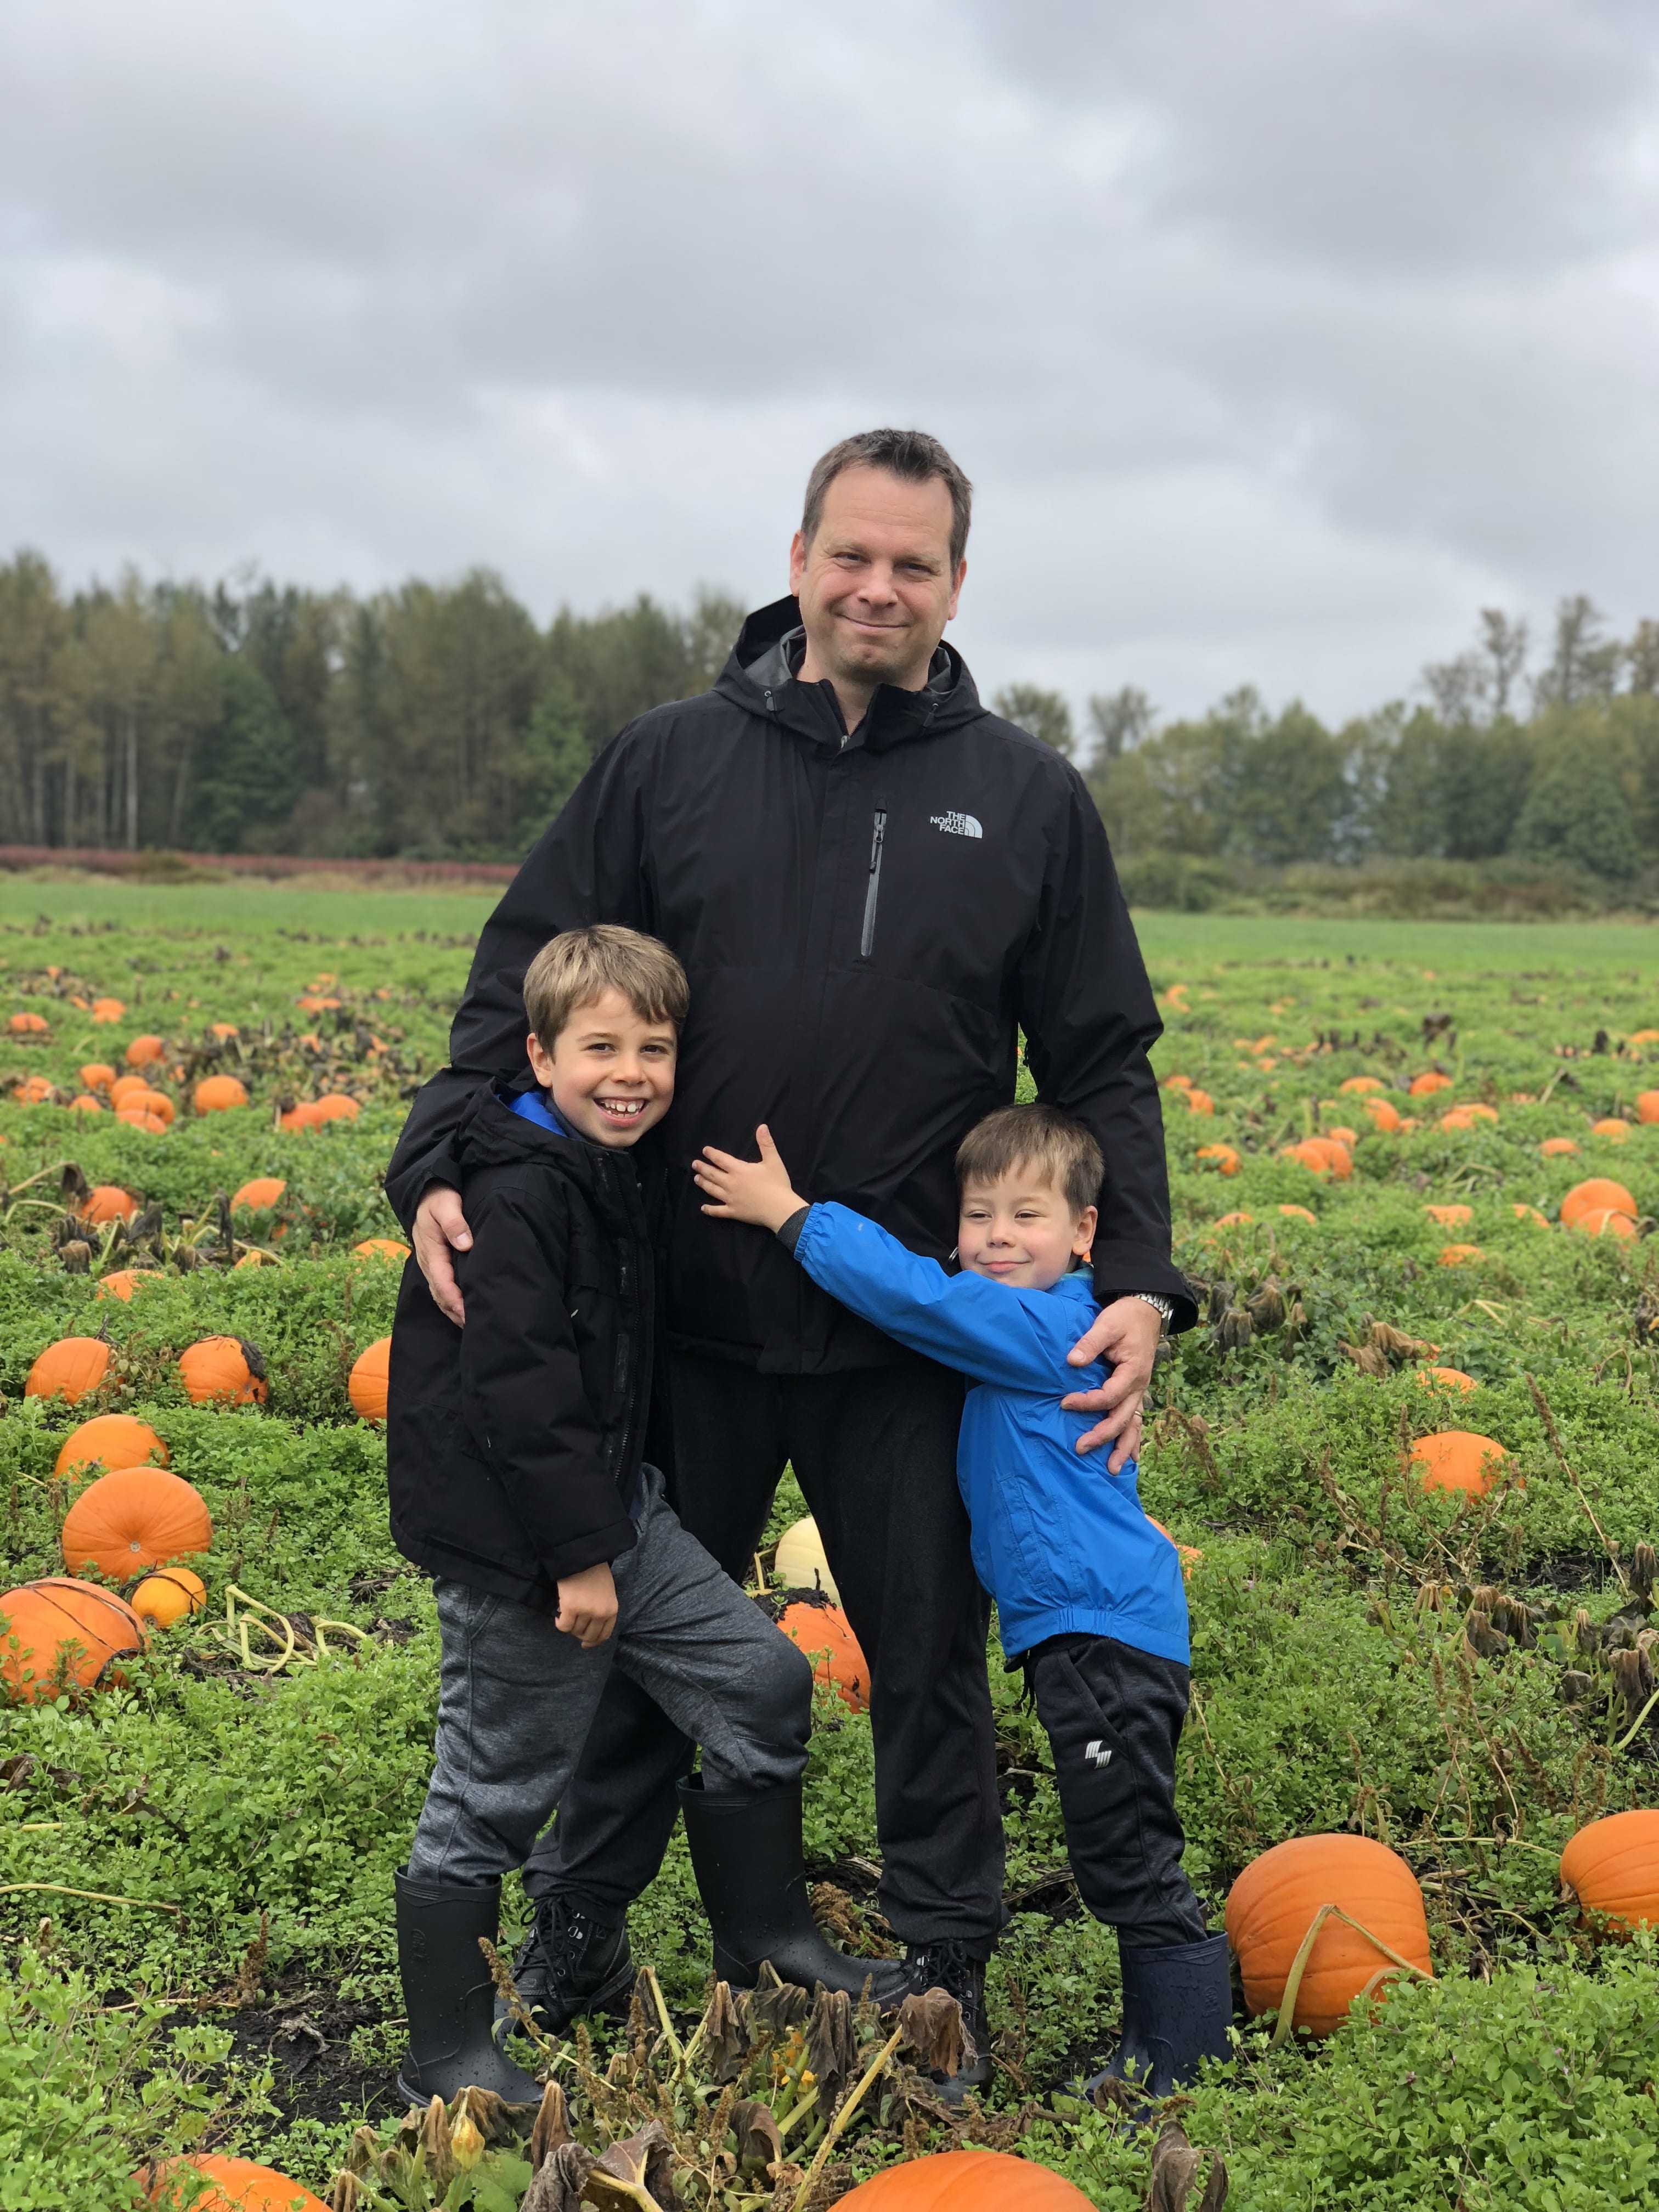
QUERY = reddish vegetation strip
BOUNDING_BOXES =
[0,846,518,885]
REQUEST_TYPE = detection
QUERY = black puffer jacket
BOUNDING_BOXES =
[387,1084,653,1611]
[387,597,1194,1371]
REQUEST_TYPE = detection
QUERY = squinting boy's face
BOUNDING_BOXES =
[526,987,676,1149]
[957,1171,1097,1291]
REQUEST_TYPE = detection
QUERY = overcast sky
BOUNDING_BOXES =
[3,0,1657,727]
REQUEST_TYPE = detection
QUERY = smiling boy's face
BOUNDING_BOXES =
[526,986,676,1148]
[957,1167,1097,1291]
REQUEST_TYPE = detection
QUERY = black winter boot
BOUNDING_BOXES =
[904,1939,994,2104]
[678,1779,908,2005]
[1085,1932,1232,2106]
[394,1870,544,2106]
[494,1894,635,2039]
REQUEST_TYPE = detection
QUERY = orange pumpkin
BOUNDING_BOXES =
[194,1074,249,1114]
[1408,1071,1452,1096]
[1590,1118,1631,1142]
[67,1093,104,1113]
[1438,1108,1475,1132]
[124,1034,167,1066]
[1363,1099,1403,1133]
[24,1336,111,1404]
[132,1567,207,1630]
[279,1100,326,1131]
[109,1074,153,1108]
[1213,1210,1254,1226]
[1539,1137,1581,1158]
[232,1177,286,1212]
[61,1466,212,1578]
[352,1237,410,1261]
[95,1269,160,1302]
[1339,1076,1384,1094]
[777,1599,869,1711]
[1146,1514,1203,1579]
[54,1413,167,1478]
[1280,1138,1351,1178]
[1512,1204,1549,1227]
[178,1336,268,1407]
[1424,1204,1472,1227]
[8,1009,48,1034]
[91,996,125,1023]
[80,1061,117,1092]
[1410,1429,1508,1497]
[1436,1243,1483,1267]
[836,2151,1092,2210]
[1278,1204,1318,1224]
[1576,1205,1638,1239]
[1560,1177,1637,1227]
[141,2155,330,2211]
[1636,1091,1659,1125]
[1226,1833,1431,2036]
[0,1577,146,1701]
[13,1075,54,1103]
[311,1092,361,1122]
[1184,1088,1215,1116]
[125,1087,175,1125]
[80,1183,139,1224]
[1195,1143,1240,1175]
[1414,1367,1478,1394]
[1560,1810,1659,1934]
[209,1021,240,1040]
[117,1107,170,1133]
[348,1338,391,1421]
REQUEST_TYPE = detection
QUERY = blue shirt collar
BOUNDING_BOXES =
[508,1088,565,1135]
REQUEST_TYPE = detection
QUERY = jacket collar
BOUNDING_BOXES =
[716,595,984,756]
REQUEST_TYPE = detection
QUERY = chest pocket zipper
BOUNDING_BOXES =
[860,805,888,959]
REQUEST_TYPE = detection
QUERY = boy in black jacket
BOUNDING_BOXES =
[388,926,900,2105]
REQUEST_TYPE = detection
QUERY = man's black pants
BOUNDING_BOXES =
[1027,1634,1206,1946]
[521,1349,1006,1949]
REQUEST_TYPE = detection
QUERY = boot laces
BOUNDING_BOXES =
[906,1938,982,2016]
[537,1897,607,1978]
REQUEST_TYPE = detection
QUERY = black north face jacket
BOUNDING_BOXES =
[387,597,1194,1372]
[387,1085,653,1610]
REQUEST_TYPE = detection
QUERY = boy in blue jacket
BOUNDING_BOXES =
[693,1101,1231,2101]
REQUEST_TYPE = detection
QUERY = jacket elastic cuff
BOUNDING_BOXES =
[777,1204,811,1255]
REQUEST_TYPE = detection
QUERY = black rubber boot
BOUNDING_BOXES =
[494,1894,635,2039]
[1085,1933,1232,2106]
[905,1939,994,2104]
[678,1779,908,2005]
[394,1870,544,2106]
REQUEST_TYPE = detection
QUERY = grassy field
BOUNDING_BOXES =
[2,881,1658,2209]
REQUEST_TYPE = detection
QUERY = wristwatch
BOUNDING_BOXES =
[1126,1293,1175,1334]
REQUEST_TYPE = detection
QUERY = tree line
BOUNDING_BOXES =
[1,552,1655,882]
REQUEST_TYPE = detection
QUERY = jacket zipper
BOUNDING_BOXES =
[860,806,887,958]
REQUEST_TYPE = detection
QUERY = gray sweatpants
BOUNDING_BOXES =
[407,1469,814,1887]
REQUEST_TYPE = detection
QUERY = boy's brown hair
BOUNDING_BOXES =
[955,1103,1103,1217]
[522,924,690,1050]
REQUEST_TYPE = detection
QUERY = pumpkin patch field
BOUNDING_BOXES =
[4,885,1659,2210]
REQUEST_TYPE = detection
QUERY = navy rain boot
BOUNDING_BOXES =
[1085,1932,1232,2107]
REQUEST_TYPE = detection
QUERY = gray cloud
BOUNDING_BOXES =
[2,0,1656,725]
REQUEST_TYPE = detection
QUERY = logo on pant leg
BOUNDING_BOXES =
[1084,1739,1113,1769]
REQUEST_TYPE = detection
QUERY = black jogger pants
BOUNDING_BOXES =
[1028,1633,1206,1948]
[521,1349,1006,1949]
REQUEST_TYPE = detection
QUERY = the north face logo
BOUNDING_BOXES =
[930,811,983,839]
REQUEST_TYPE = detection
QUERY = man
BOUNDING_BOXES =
[386,427,1194,2101]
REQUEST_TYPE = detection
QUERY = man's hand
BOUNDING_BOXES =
[1061,1297,1164,1472]
[413,1183,473,1327]
[556,1561,618,1649]
[693,1125,807,1233]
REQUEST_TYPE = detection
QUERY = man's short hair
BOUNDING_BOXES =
[523,924,690,1050]
[955,1103,1103,1218]
[802,429,973,572]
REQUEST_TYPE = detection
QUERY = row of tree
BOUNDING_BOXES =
[0,553,1654,879]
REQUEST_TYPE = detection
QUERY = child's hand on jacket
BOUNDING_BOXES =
[694,1125,806,1233]
[556,1561,618,1648]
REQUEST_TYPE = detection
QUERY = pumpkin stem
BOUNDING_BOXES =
[1271,1903,1434,2044]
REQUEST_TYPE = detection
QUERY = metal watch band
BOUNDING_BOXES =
[1127,1292,1175,1332]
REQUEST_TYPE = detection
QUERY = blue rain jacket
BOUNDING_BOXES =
[791,1203,1190,1664]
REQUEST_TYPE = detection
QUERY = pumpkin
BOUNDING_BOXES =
[1512,1204,1549,1227]
[232,1177,287,1212]
[95,1269,161,1302]
[1213,1210,1254,1226]
[1463,1103,1498,1123]
[1576,1206,1638,1239]
[131,1566,207,1630]
[348,1338,392,1420]
[141,2155,330,2211]
[1414,1367,1478,1394]
[1146,1514,1203,1578]
[1410,1429,1508,1497]
[25,1336,111,1403]
[311,1092,361,1122]
[0,1576,145,1701]
[1590,1118,1631,1142]
[61,1466,212,1578]
[1280,1138,1351,1178]
[1423,1204,1472,1226]
[1363,1098,1403,1133]
[1438,1108,1475,1132]
[54,1413,167,1478]
[124,1087,175,1125]
[777,1599,868,1711]
[8,1009,48,1034]
[1161,1071,1192,1089]
[1539,1136,1581,1158]
[1408,1072,1452,1096]
[1195,1143,1240,1175]
[124,1034,167,1066]
[1183,1088,1215,1116]
[235,1249,280,1269]
[1560,1809,1659,1934]
[179,1337,268,1407]
[68,1092,104,1113]
[1637,1091,1659,1125]
[209,1021,239,1040]
[836,2151,1093,2209]
[1225,1833,1431,2036]
[117,1107,170,1133]
[279,1100,326,1131]
[80,1061,117,1091]
[194,1074,249,1114]
[352,1237,410,1261]
[91,996,125,1022]
[1339,1076,1384,1094]
[1278,1204,1318,1224]
[13,1075,54,1103]
[774,1514,840,1602]
[80,1183,139,1224]
[1560,1177,1636,1227]
[1436,1243,1483,1266]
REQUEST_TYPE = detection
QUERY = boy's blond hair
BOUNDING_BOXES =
[955,1103,1103,1217]
[522,925,690,1050]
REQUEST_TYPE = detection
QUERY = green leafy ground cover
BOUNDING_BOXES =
[2,882,1657,2207]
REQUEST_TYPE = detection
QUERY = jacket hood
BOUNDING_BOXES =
[716,595,987,755]
[454,1081,590,1175]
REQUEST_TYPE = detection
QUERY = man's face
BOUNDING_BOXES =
[526,987,677,1148]
[789,465,964,697]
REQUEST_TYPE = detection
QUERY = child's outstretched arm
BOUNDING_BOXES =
[694,1124,810,1233]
